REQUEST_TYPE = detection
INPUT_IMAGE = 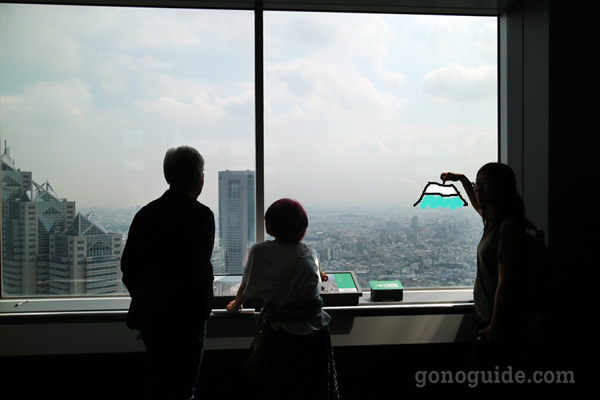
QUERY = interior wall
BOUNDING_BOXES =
[548,2,596,390]
[501,0,550,236]
[550,0,598,295]
[0,312,477,357]
[505,0,595,389]
[503,0,596,319]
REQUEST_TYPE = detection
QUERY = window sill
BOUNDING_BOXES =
[0,288,473,322]
[0,288,476,356]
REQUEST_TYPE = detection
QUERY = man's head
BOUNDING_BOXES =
[163,146,205,199]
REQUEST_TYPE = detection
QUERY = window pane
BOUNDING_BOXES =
[264,12,497,289]
[0,4,254,296]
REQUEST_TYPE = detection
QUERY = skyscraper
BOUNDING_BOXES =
[49,211,123,295]
[1,143,121,295]
[218,170,255,274]
[1,145,76,295]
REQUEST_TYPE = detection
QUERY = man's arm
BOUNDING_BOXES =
[121,213,144,294]
[192,207,215,279]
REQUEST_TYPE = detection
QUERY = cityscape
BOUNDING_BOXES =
[0,5,497,298]
[1,143,483,297]
[303,206,481,289]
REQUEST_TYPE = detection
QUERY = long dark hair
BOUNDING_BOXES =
[478,162,526,233]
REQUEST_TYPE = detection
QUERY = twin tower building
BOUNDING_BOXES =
[0,144,255,296]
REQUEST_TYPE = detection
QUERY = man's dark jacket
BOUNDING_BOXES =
[121,189,215,331]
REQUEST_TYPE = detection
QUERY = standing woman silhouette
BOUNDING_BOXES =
[442,162,529,370]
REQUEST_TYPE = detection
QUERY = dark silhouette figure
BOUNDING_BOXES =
[121,145,215,400]
[442,163,531,372]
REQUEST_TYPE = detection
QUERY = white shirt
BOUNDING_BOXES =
[242,240,331,335]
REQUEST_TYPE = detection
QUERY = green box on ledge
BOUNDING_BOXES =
[369,280,404,301]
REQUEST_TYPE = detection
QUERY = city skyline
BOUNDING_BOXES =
[2,141,483,296]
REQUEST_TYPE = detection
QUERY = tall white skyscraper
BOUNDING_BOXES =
[218,170,255,274]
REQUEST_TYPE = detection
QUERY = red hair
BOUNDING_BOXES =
[265,198,308,244]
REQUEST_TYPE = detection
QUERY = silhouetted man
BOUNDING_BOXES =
[121,145,215,400]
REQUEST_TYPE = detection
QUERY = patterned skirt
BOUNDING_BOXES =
[259,325,340,400]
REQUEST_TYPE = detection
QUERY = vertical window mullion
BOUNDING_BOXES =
[254,3,265,242]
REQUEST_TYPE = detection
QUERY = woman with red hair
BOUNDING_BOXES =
[227,198,339,400]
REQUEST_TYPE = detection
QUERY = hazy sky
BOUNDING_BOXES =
[0,4,497,212]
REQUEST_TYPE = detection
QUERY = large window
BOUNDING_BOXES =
[0,3,255,296]
[264,12,497,289]
[1,2,497,298]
